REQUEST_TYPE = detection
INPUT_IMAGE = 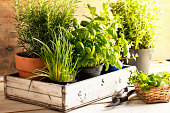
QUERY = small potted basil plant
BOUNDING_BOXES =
[70,3,130,81]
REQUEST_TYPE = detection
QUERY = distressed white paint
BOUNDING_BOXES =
[6,76,62,97]
[65,66,136,110]
[6,87,62,107]
[5,66,136,111]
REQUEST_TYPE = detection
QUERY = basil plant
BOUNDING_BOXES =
[70,3,130,71]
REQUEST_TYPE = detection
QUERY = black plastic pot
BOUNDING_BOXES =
[101,63,123,74]
[41,77,77,85]
[54,80,77,85]
[124,48,153,73]
[77,64,103,81]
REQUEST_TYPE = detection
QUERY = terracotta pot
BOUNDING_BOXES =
[15,52,45,78]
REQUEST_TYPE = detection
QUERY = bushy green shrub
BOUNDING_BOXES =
[110,0,161,49]
[15,0,78,57]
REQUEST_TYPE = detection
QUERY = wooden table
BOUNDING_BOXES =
[0,90,170,113]
[0,61,170,113]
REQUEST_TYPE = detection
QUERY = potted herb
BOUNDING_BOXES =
[71,3,129,80]
[110,0,161,73]
[128,71,170,103]
[31,30,78,84]
[14,0,77,78]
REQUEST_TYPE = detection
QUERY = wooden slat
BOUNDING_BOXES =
[65,66,136,110]
[6,87,63,107]
[0,83,4,92]
[0,76,4,81]
[6,76,62,97]
[0,76,4,92]
[0,92,60,113]
[0,91,48,113]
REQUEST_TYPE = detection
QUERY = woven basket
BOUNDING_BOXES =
[134,82,170,104]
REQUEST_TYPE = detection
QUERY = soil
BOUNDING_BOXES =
[17,52,39,58]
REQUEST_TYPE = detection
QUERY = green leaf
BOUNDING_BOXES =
[116,60,122,69]
[140,83,149,91]
[83,15,92,20]
[87,3,91,9]
[76,28,90,40]
[87,3,96,15]
[85,47,91,54]
[150,81,157,86]
[156,81,161,87]
[123,40,129,56]
[106,29,114,36]
[94,16,105,21]
[80,21,90,27]
[91,46,95,55]
[76,41,84,50]
[105,61,109,71]
[73,18,79,29]
[140,72,147,82]
[88,27,96,36]
[90,7,96,15]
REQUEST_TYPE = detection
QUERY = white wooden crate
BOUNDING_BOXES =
[4,66,136,112]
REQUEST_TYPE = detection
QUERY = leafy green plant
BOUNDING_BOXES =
[31,30,78,82]
[110,0,161,49]
[128,70,170,91]
[15,0,78,57]
[70,3,130,70]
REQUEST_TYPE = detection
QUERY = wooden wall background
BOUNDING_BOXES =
[0,0,170,76]
[0,0,18,76]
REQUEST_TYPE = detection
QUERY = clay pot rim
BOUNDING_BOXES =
[15,52,41,59]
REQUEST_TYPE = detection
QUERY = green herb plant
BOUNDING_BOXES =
[31,30,78,82]
[15,0,78,57]
[110,0,161,49]
[128,70,170,91]
[70,3,130,70]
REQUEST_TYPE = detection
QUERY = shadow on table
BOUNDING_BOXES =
[102,95,146,112]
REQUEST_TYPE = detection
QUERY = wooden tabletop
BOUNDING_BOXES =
[0,61,170,113]
[0,90,170,113]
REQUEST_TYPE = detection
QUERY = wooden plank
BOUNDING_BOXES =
[6,76,62,97]
[65,66,136,110]
[0,83,4,92]
[0,102,47,113]
[4,109,58,113]
[0,92,48,113]
[0,76,4,92]
[0,76,3,81]
[1,91,60,113]
[6,87,63,108]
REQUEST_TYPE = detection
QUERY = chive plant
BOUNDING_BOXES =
[32,30,78,82]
